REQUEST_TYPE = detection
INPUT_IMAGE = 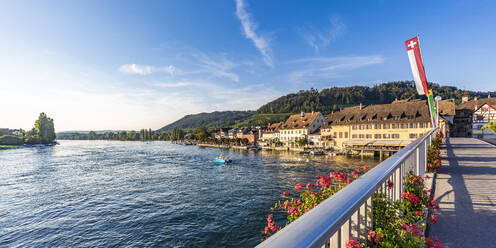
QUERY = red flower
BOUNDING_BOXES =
[367,230,382,244]
[306,183,315,189]
[281,190,290,197]
[345,237,363,248]
[317,176,332,189]
[352,171,359,178]
[294,183,303,191]
[363,165,369,171]
[416,210,423,217]
[387,179,394,189]
[430,214,437,224]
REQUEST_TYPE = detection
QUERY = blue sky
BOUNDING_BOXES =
[1,0,495,131]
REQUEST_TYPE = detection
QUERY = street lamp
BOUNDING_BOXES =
[435,96,442,128]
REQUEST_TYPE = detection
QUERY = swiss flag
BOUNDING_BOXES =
[406,37,428,95]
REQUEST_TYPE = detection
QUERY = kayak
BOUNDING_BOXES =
[213,158,232,164]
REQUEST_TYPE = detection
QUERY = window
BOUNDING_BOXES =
[421,123,427,128]
[375,134,381,139]
[383,134,390,139]
[345,132,348,138]
[352,125,357,130]
[392,123,398,129]
[383,124,390,129]
[392,134,399,139]
[359,134,364,139]
[409,133,417,139]
[366,124,372,130]
[366,134,372,139]
[334,132,337,138]
[409,123,417,128]
[401,123,408,129]
[352,134,357,139]
[359,125,364,130]
[375,124,381,129]
[339,132,343,138]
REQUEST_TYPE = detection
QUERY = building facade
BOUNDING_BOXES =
[279,111,325,148]
[452,94,496,137]
[260,122,283,146]
[321,99,455,151]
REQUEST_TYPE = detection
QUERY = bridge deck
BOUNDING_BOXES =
[431,138,496,247]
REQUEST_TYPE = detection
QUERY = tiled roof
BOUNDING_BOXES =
[280,112,321,129]
[264,122,283,134]
[457,97,496,111]
[325,99,455,126]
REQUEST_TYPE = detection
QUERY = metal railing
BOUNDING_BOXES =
[257,128,438,248]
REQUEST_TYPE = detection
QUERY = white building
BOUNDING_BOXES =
[279,111,325,148]
[260,122,283,146]
[472,103,496,138]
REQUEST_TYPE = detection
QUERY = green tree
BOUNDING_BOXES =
[195,126,209,141]
[88,131,97,140]
[483,121,496,133]
[34,112,56,144]
[297,137,308,148]
[118,131,127,141]
[171,128,184,141]
[128,130,137,140]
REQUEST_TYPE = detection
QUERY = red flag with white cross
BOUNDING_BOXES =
[406,37,429,95]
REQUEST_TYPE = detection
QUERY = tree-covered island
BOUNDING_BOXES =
[0,112,56,146]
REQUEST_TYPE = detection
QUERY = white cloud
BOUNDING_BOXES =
[192,52,240,82]
[235,0,273,67]
[152,82,197,88]
[118,64,177,75]
[300,16,346,53]
[288,55,384,83]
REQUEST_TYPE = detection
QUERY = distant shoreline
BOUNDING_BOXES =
[0,143,57,150]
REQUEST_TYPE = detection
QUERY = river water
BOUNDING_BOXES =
[0,140,379,247]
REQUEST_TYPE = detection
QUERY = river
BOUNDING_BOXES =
[0,140,379,247]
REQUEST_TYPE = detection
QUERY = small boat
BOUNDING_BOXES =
[213,157,232,164]
[310,151,325,155]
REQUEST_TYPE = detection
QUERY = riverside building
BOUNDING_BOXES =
[321,99,455,154]
[279,111,325,148]
[452,93,496,138]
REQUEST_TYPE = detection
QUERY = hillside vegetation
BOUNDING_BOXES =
[257,81,494,114]
[157,81,495,132]
[157,111,255,133]
[234,113,291,127]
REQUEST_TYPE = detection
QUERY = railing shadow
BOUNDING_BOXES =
[433,138,496,247]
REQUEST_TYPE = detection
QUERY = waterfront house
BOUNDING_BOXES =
[242,129,259,144]
[321,99,455,152]
[227,128,239,139]
[0,128,19,136]
[236,127,251,139]
[308,129,323,148]
[279,111,325,148]
[215,128,229,139]
[472,103,496,138]
[452,93,496,137]
[260,122,283,146]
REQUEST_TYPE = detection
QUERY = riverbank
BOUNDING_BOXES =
[0,143,57,150]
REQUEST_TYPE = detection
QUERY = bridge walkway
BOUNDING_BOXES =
[431,137,496,247]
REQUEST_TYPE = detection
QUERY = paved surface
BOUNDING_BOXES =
[431,138,496,247]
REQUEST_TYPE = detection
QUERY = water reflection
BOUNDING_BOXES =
[0,140,380,247]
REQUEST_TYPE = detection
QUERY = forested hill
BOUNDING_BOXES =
[157,111,255,133]
[157,81,494,132]
[256,81,494,114]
